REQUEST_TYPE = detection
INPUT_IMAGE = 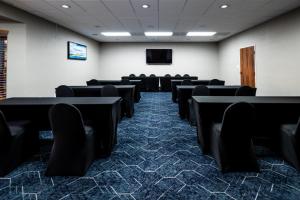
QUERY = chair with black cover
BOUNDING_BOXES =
[86,79,98,86]
[175,74,181,78]
[139,74,146,78]
[120,79,131,85]
[188,86,210,126]
[211,102,259,172]
[165,74,171,77]
[149,74,156,77]
[183,74,190,78]
[209,79,225,85]
[46,104,94,176]
[129,74,136,78]
[280,117,300,170]
[181,79,193,85]
[0,111,38,176]
[101,85,123,120]
[235,86,257,96]
[56,85,74,97]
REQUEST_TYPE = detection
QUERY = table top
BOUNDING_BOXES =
[94,80,141,83]
[0,97,121,105]
[171,80,210,82]
[70,85,135,89]
[177,85,240,90]
[192,96,300,104]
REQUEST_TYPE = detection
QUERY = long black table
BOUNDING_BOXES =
[67,85,135,118]
[86,80,141,102]
[192,96,300,154]
[171,80,211,102]
[0,97,121,157]
[177,85,240,119]
[160,76,198,92]
[122,76,159,92]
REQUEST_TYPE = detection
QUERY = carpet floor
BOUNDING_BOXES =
[1,92,300,200]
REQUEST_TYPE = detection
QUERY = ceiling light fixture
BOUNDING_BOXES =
[220,4,229,9]
[62,4,70,9]
[142,4,150,8]
[186,32,216,36]
[101,32,131,36]
[145,32,173,36]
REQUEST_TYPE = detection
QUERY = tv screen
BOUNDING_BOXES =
[146,49,172,64]
[68,41,87,60]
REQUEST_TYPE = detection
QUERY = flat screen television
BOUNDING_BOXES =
[68,41,87,60]
[146,49,172,64]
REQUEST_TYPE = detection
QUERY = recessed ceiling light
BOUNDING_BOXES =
[101,32,131,36]
[62,4,70,9]
[145,32,173,36]
[94,25,101,28]
[220,4,229,9]
[186,32,217,36]
[142,4,150,8]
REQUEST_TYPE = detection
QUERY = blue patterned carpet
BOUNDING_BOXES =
[2,92,300,199]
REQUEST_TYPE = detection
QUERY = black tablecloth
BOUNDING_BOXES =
[67,86,135,118]
[0,97,121,157]
[122,76,159,92]
[177,86,240,119]
[171,80,211,102]
[160,76,198,92]
[86,80,141,102]
[192,96,300,153]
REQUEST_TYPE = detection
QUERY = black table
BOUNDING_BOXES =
[86,80,141,102]
[160,76,198,92]
[192,96,300,154]
[122,76,159,92]
[68,85,135,118]
[0,97,121,157]
[177,85,240,119]
[171,80,211,102]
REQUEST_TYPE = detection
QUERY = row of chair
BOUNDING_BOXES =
[181,79,225,86]
[129,74,191,78]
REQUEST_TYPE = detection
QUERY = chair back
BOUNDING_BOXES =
[164,74,171,77]
[86,79,98,86]
[120,79,131,85]
[175,74,181,78]
[139,74,146,78]
[235,86,257,96]
[181,79,193,85]
[183,74,190,78]
[101,85,118,97]
[49,104,86,147]
[192,85,210,96]
[129,74,136,78]
[221,102,255,142]
[0,110,11,146]
[56,85,74,97]
[209,79,225,85]
[149,74,156,77]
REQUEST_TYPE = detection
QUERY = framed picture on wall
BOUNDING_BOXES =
[67,41,87,60]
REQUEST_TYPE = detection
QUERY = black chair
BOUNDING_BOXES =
[120,79,131,85]
[175,74,181,78]
[280,117,300,170]
[46,104,94,176]
[183,74,190,78]
[181,79,193,85]
[209,79,225,85]
[139,74,146,78]
[165,74,171,77]
[188,86,210,126]
[149,74,156,77]
[211,102,259,172]
[56,85,74,97]
[86,79,98,86]
[235,86,257,96]
[0,111,38,176]
[101,85,123,120]
[129,74,136,78]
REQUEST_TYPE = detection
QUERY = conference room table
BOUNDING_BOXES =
[177,85,240,119]
[160,76,198,92]
[86,80,141,102]
[122,76,159,92]
[192,96,300,154]
[0,97,121,157]
[171,80,211,102]
[68,85,135,118]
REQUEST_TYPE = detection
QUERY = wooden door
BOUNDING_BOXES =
[240,46,255,87]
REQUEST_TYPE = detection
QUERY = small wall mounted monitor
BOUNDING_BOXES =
[68,41,87,60]
[146,49,172,64]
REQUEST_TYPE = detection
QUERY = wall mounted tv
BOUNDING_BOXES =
[68,41,87,60]
[146,49,172,64]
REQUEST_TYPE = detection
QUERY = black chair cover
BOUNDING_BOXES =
[235,86,257,96]
[56,85,74,97]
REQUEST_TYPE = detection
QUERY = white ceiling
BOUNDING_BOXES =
[2,0,300,42]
